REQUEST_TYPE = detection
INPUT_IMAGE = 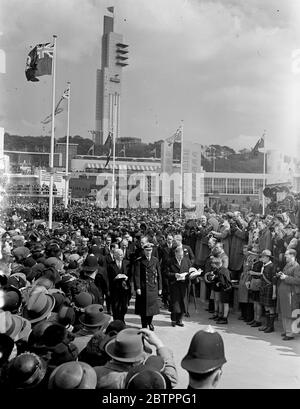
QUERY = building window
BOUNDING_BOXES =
[241,179,254,195]
[254,179,264,194]
[204,178,213,194]
[227,178,240,194]
[213,178,226,194]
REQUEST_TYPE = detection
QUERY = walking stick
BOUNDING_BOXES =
[185,280,191,317]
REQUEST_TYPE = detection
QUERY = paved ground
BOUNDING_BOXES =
[125,299,300,389]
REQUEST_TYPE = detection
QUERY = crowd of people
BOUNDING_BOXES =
[0,202,299,389]
[5,183,58,196]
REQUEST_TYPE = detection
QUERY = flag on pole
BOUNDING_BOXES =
[104,132,113,167]
[87,144,95,155]
[25,43,54,82]
[252,132,265,156]
[41,86,69,124]
[166,127,182,146]
[107,6,114,13]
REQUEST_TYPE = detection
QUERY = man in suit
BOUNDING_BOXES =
[172,234,195,264]
[167,247,192,327]
[159,234,176,309]
[107,249,131,323]
[134,243,162,330]
[98,243,119,315]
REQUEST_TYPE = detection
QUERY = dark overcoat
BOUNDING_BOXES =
[259,262,277,307]
[229,228,248,271]
[167,256,192,314]
[134,255,162,317]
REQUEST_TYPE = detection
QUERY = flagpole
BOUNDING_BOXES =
[64,82,70,209]
[262,132,266,214]
[48,35,57,230]
[111,93,117,208]
[179,120,184,217]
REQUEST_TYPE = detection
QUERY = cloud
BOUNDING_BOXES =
[0,0,298,159]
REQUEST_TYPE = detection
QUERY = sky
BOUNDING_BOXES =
[1,0,300,155]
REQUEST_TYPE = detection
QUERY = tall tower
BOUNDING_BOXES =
[95,14,128,146]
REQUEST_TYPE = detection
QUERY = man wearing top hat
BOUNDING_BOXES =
[134,243,162,331]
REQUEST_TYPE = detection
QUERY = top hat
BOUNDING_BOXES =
[181,325,226,374]
[105,328,147,363]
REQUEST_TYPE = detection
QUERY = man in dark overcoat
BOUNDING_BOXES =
[134,243,162,330]
[167,247,192,327]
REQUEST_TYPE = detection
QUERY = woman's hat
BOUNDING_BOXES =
[105,328,147,363]
[74,292,93,308]
[125,368,167,389]
[22,291,55,323]
[57,305,76,327]
[48,361,97,389]
[0,286,23,313]
[81,255,99,272]
[7,352,47,389]
[7,273,28,289]
[79,304,110,328]
[0,310,31,342]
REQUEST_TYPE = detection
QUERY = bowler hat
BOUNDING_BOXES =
[79,304,110,328]
[0,310,31,342]
[48,361,97,389]
[7,352,47,389]
[105,328,147,363]
[181,326,226,374]
[22,291,55,324]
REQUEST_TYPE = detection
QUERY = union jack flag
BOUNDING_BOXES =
[25,42,54,82]
[36,43,54,59]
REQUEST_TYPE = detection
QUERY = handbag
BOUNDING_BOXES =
[249,277,262,291]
